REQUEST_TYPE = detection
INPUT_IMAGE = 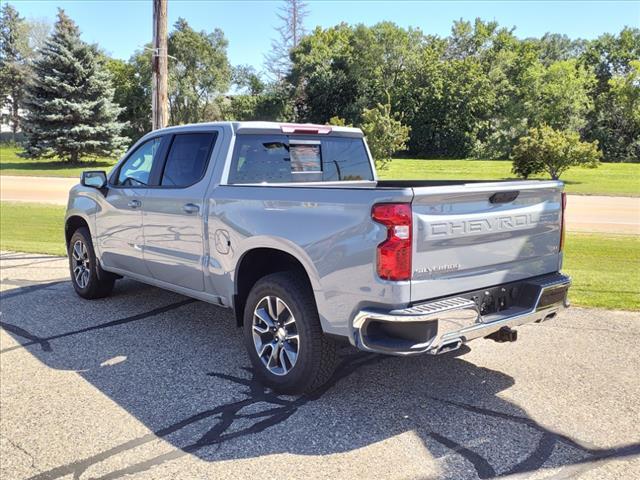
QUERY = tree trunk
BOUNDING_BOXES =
[11,95,20,140]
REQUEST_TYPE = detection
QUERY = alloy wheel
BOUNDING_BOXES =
[252,295,299,376]
[71,240,90,289]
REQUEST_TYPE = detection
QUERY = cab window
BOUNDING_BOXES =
[160,133,216,187]
[116,138,162,187]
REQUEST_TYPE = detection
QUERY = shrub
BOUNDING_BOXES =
[360,103,410,170]
[511,125,601,180]
[328,116,348,126]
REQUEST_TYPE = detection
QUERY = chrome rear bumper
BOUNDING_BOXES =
[353,273,571,356]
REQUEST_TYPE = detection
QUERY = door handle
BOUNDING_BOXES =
[128,199,141,208]
[182,203,200,214]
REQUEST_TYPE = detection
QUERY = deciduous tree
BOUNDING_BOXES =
[521,59,596,132]
[582,28,640,162]
[167,18,231,125]
[264,0,309,81]
[104,55,151,142]
[589,60,640,162]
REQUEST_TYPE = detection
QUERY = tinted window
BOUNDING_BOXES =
[228,134,374,184]
[161,133,216,187]
[322,137,374,181]
[229,135,293,183]
[116,138,162,186]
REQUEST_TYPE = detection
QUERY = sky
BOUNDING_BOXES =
[10,0,640,73]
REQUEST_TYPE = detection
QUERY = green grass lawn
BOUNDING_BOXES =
[1,201,637,310]
[0,145,117,178]
[2,144,638,196]
[563,233,639,311]
[0,202,67,256]
[380,158,640,196]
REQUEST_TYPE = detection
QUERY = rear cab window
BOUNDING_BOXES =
[161,133,217,187]
[228,134,374,184]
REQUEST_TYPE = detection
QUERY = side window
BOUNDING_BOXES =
[161,133,216,187]
[116,138,162,187]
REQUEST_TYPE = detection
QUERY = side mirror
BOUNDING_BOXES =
[81,171,107,189]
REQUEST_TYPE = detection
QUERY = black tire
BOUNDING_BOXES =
[243,272,338,394]
[68,227,115,299]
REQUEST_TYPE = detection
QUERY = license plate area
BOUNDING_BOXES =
[440,276,558,320]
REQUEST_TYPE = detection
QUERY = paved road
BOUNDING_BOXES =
[1,175,638,234]
[1,252,639,480]
[0,175,77,206]
[566,194,640,235]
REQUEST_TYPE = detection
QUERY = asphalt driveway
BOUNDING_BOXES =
[1,252,639,479]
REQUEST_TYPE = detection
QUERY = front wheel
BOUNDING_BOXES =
[243,272,338,394]
[68,227,115,299]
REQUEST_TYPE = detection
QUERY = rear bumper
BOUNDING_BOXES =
[352,273,571,355]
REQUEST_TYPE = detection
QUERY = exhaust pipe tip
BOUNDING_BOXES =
[434,339,463,355]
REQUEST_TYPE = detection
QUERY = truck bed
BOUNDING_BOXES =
[377,179,509,188]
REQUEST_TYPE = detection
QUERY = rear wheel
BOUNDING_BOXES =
[68,227,115,299]
[243,272,338,394]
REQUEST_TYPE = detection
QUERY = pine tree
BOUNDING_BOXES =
[23,9,127,163]
[0,3,30,138]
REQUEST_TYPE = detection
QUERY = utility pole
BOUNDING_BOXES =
[152,0,168,130]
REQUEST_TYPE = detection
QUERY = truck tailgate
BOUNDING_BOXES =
[410,181,563,302]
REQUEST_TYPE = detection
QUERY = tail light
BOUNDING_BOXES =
[559,192,567,252]
[372,203,412,281]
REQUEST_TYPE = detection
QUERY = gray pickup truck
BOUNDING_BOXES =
[65,121,570,393]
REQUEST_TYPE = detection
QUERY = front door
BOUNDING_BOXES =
[96,136,164,276]
[142,131,218,291]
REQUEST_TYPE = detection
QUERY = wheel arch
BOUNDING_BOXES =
[65,215,91,248]
[233,246,319,327]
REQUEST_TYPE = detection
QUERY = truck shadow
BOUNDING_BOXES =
[1,274,639,480]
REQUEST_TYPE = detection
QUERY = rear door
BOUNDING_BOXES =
[410,181,563,301]
[141,131,219,292]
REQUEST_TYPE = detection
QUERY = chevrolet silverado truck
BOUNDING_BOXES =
[65,121,571,393]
